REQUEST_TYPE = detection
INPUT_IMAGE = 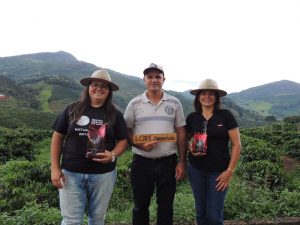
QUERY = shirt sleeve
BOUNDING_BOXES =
[114,110,128,140]
[185,113,192,133]
[224,109,238,130]
[52,105,70,135]
[124,99,135,129]
[175,99,186,128]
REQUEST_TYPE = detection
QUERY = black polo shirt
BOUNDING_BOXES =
[186,109,238,172]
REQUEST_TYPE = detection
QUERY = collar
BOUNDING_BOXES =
[141,90,169,103]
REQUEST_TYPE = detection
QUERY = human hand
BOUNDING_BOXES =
[175,162,185,181]
[51,168,65,189]
[215,169,233,191]
[136,141,158,152]
[91,150,114,164]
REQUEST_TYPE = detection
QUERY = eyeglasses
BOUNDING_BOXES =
[90,83,110,90]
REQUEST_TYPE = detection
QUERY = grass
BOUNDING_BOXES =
[35,138,51,161]
[31,81,52,112]
[243,100,272,115]
[38,86,52,112]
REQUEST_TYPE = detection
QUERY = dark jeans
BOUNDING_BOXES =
[187,164,228,225]
[130,154,177,225]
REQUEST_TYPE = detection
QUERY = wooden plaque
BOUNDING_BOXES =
[133,133,177,144]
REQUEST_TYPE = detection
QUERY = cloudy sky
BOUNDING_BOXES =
[1,0,300,93]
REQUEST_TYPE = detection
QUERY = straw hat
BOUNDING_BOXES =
[80,69,119,91]
[190,79,227,96]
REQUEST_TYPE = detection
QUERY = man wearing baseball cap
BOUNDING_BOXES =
[124,63,187,225]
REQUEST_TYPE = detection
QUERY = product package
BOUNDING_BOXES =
[193,132,207,154]
[190,121,208,154]
[86,123,107,158]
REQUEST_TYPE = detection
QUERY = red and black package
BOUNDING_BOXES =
[190,121,208,154]
[192,132,207,154]
[86,123,107,158]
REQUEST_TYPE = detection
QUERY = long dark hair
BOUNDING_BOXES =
[69,86,116,125]
[193,91,222,113]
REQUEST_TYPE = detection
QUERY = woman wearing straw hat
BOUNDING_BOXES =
[186,79,241,225]
[50,69,128,225]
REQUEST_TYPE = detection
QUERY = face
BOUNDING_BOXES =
[198,90,216,108]
[88,81,110,104]
[143,70,165,92]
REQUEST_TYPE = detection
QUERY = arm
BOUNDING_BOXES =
[227,127,241,173]
[216,127,241,191]
[175,126,187,181]
[50,131,65,189]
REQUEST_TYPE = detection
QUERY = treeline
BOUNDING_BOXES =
[0,75,39,108]
[0,106,57,130]
[21,75,82,90]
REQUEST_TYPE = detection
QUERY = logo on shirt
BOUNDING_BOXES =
[76,116,90,126]
[164,105,174,115]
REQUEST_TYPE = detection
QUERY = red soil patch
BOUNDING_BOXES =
[0,95,9,101]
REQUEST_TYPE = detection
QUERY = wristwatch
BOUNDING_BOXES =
[111,152,116,162]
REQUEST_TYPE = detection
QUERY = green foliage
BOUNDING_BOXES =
[265,115,277,122]
[283,115,300,124]
[237,160,286,189]
[241,122,300,159]
[0,128,51,163]
[109,166,132,211]
[284,167,300,191]
[0,160,58,213]
[0,203,61,225]
[173,181,195,223]
[228,80,300,119]
[239,132,288,190]
[37,83,52,112]
[0,51,97,81]
[0,75,39,108]
[275,189,300,216]
[35,138,51,161]
[240,134,281,164]
[283,139,300,160]
[225,178,277,219]
[0,125,300,223]
[50,84,81,101]
[0,105,56,129]
[224,178,300,220]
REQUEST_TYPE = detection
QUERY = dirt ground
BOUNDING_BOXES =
[281,155,300,171]
[109,217,300,225]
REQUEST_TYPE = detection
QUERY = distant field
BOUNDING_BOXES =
[239,100,272,115]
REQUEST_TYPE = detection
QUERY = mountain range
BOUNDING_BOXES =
[228,80,300,118]
[1,51,299,129]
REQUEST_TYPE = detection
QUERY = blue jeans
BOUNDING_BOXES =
[130,154,177,225]
[187,164,227,225]
[59,169,116,225]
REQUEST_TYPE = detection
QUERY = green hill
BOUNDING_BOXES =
[228,80,300,119]
[0,51,266,128]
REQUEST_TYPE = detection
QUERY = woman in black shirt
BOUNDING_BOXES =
[186,79,241,225]
[51,69,128,225]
